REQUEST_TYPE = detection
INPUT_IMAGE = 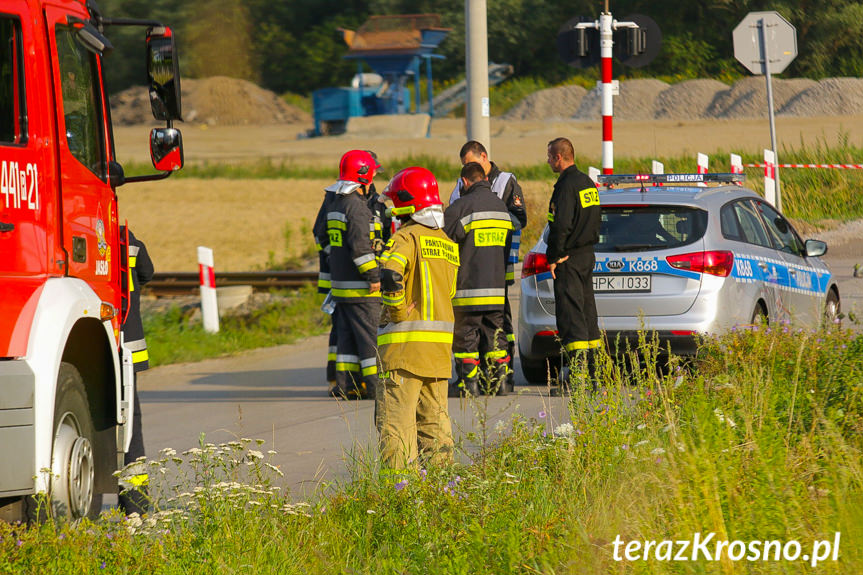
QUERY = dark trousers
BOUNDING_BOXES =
[553,250,601,356]
[119,376,148,514]
[336,300,381,397]
[326,306,339,383]
[503,289,515,382]
[454,309,508,391]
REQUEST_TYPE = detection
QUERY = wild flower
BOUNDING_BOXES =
[394,480,408,491]
[538,410,547,419]
[650,447,666,455]
[553,423,575,437]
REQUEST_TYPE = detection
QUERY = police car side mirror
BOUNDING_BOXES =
[804,239,827,258]
[146,27,182,122]
[150,128,184,172]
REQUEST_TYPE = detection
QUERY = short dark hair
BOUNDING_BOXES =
[548,137,574,162]
[460,162,486,184]
[459,140,487,161]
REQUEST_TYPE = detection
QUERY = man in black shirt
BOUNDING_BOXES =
[545,137,602,388]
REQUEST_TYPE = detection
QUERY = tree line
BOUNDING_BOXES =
[100,0,863,96]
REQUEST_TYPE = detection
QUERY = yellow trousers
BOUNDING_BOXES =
[376,368,454,469]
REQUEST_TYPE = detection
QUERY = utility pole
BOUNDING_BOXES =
[465,0,490,153]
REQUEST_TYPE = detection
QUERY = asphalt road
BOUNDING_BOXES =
[132,244,862,501]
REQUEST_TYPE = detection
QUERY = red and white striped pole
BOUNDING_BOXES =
[600,11,614,174]
[198,246,220,333]
[763,149,777,206]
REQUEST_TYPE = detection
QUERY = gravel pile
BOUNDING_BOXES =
[780,78,863,116]
[110,76,311,126]
[505,76,863,121]
[654,79,729,120]
[574,78,669,120]
[708,77,817,118]
[502,85,587,120]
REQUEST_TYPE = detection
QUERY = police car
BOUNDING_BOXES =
[518,173,841,383]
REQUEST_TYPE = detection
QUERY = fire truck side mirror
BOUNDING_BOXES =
[146,27,182,122]
[150,127,184,172]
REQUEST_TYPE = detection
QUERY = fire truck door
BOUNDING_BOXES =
[45,6,114,300]
[0,5,48,279]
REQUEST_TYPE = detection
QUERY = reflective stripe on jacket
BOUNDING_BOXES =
[322,191,381,302]
[443,180,512,312]
[379,222,459,380]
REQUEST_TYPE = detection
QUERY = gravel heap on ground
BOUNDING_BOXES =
[707,77,818,118]
[110,76,311,126]
[505,76,863,121]
[654,79,729,120]
[502,85,587,120]
[574,78,670,120]
[780,78,863,116]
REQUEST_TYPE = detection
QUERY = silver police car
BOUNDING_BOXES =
[518,173,840,383]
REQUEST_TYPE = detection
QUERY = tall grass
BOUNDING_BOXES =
[4,325,861,573]
[144,286,329,367]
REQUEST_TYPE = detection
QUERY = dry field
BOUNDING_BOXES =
[115,115,863,271]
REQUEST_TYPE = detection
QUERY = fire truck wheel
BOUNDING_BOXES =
[42,363,102,520]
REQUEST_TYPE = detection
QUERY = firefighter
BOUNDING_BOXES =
[444,162,513,396]
[545,137,602,389]
[312,186,340,396]
[364,151,393,254]
[449,141,526,390]
[320,150,382,399]
[377,166,459,468]
[119,226,154,515]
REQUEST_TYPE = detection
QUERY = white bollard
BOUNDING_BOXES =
[730,153,743,186]
[696,153,708,187]
[763,149,777,205]
[198,246,220,333]
[588,166,601,185]
[651,160,664,186]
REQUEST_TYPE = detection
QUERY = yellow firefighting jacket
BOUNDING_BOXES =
[378,221,460,380]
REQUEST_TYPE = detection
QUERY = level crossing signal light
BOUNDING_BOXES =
[557,14,661,68]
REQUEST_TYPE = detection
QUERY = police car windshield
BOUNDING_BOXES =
[597,206,707,252]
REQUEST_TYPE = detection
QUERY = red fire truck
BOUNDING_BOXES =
[0,0,183,521]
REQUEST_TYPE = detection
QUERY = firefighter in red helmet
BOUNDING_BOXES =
[377,167,460,468]
[318,150,382,399]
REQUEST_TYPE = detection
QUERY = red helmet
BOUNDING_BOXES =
[339,150,380,185]
[383,167,442,216]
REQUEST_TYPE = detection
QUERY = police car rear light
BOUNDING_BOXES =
[522,251,550,278]
[666,251,734,277]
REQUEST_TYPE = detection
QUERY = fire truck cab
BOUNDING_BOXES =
[0,0,183,521]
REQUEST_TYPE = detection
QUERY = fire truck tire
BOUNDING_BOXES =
[30,363,102,521]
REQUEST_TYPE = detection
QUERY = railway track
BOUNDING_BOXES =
[145,271,318,296]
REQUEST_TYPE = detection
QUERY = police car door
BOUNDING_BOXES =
[721,199,787,324]
[755,200,823,327]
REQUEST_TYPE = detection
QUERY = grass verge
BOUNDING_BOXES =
[143,286,329,367]
[3,324,861,573]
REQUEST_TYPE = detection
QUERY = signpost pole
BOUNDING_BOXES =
[759,17,781,211]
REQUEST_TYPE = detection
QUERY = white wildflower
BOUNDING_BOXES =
[554,423,575,437]
[160,448,177,457]
[247,450,264,460]
[636,423,647,430]
[650,447,666,455]
[634,440,649,447]
[265,463,284,477]
[366,509,376,514]
[494,420,506,433]
[267,450,278,455]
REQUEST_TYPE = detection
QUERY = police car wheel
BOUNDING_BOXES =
[46,363,101,521]
[751,302,768,326]
[520,356,557,385]
[824,289,840,325]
